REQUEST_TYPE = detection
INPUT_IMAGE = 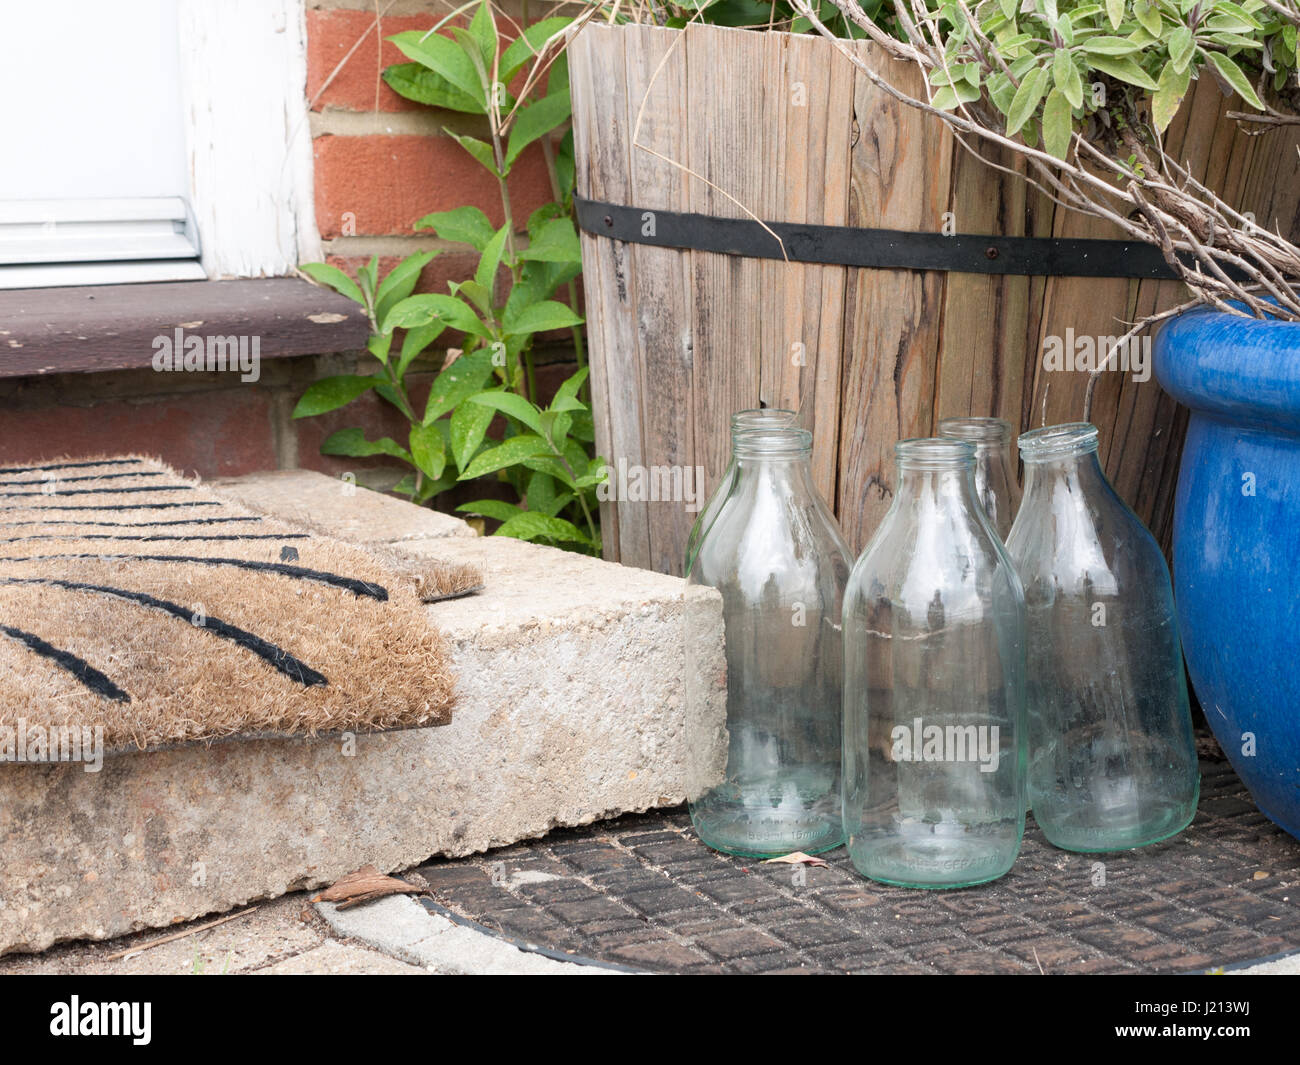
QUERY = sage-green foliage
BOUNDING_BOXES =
[920,0,1278,154]
[650,0,1282,155]
[295,3,604,554]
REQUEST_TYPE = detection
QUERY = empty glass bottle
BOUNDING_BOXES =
[684,407,797,574]
[937,417,1021,540]
[1006,423,1199,852]
[686,427,851,857]
[843,438,1027,888]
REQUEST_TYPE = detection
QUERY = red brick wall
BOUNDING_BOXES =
[1,0,578,490]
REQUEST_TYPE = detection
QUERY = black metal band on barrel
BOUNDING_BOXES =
[575,196,1232,281]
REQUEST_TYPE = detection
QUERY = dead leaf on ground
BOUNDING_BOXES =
[761,852,829,868]
[312,864,430,909]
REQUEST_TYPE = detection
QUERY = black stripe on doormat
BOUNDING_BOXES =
[0,484,195,497]
[3,577,327,687]
[0,533,311,545]
[0,458,146,475]
[7,502,222,511]
[0,553,389,600]
[0,470,168,487]
[0,622,130,701]
[0,516,263,529]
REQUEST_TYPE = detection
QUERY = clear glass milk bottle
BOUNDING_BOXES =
[937,417,1021,540]
[685,407,796,574]
[1005,423,1199,852]
[686,427,851,857]
[843,438,1027,888]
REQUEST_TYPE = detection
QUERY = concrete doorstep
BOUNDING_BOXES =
[0,469,723,957]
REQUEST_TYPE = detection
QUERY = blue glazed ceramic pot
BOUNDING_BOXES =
[1154,309,1300,840]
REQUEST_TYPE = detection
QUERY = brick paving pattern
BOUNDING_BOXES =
[416,751,1300,973]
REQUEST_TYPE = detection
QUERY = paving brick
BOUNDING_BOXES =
[695,928,785,962]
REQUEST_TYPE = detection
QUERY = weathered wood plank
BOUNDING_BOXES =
[570,23,647,563]
[684,24,770,547]
[623,24,695,575]
[836,51,953,553]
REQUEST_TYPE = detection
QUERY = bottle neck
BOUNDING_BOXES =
[1020,447,1108,502]
[893,464,982,511]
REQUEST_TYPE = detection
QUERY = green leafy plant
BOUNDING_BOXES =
[295,3,605,554]
[783,0,1300,330]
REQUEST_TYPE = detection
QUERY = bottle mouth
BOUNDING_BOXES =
[733,427,812,457]
[936,416,1013,446]
[730,407,797,433]
[1018,422,1100,461]
[894,437,975,470]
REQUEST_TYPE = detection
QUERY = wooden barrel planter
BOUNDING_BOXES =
[569,21,1300,575]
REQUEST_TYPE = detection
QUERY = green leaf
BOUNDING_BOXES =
[932,82,981,110]
[1105,0,1124,30]
[1206,50,1264,109]
[388,30,484,104]
[425,348,498,424]
[357,256,379,309]
[382,63,484,114]
[1133,0,1162,36]
[1087,54,1160,91]
[475,224,510,293]
[1152,60,1191,132]
[367,333,392,366]
[320,427,411,462]
[504,91,572,169]
[1081,35,1144,56]
[519,217,580,263]
[1053,48,1084,108]
[1041,88,1073,159]
[459,434,551,480]
[446,130,501,176]
[396,323,446,378]
[500,17,573,82]
[415,206,496,250]
[521,454,576,488]
[1006,64,1050,136]
[1207,2,1264,31]
[409,422,447,481]
[525,470,568,517]
[494,511,588,544]
[449,399,495,470]
[452,279,495,319]
[469,390,545,435]
[1168,26,1195,73]
[292,375,379,418]
[502,299,583,335]
[553,367,589,407]
[299,262,363,305]
[455,498,523,523]
[385,293,490,338]
[466,1,498,69]
[376,252,438,330]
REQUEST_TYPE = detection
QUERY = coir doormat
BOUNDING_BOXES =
[0,456,457,755]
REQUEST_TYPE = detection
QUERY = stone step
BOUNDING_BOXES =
[0,470,722,955]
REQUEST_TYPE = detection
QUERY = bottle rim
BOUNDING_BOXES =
[936,416,1013,446]
[894,437,976,469]
[733,427,812,456]
[1017,422,1100,460]
[730,407,797,433]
